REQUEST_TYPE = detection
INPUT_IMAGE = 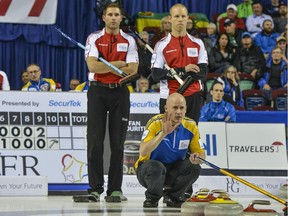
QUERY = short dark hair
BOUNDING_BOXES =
[252,1,262,6]
[102,3,122,15]
[210,80,223,91]
[262,19,272,28]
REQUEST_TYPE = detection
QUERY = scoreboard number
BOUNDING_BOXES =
[0,112,86,150]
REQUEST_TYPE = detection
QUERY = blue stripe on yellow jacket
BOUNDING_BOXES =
[134,114,204,168]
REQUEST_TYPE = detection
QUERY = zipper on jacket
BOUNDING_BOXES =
[173,130,177,148]
[179,37,184,57]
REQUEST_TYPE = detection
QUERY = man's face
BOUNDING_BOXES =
[165,96,186,125]
[207,25,216,35]
[277,40,287,51]
[224,23,236,34]
[241,36,252,47]
[227,9,237,19]
[271,48,283,61]
[210,83,224,102]
[27,65,41,82]
[279,5,287,16]
[169,6,188,33]
[102,7,122,30]
[252,3,263,16]
[263,21,273,33]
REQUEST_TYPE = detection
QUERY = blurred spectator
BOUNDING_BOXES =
[254,19,280,56]
[151,16,171,47]
[187,17,201,38]
[0,70,10,90]
[223,19,245,48]
[22,63,56,91]
[246,1,274,38]
[258,46,288,104]
[281,24,288,41]
[218,0,253,19]
[21,70,29,87]
[217,4,246,34]
[202,22,218,55]
[208,33,235,74]
[69,78,80,90]
[277,36,288,62]
[233,32,266,79]
[264,0,280,18]
[273,1,288,33]
[217,65,244,107]
[75,80,89,92]
[199,81,236,122]
[137,31,152,78]
[266,36,288,63]
[135,77,154,93]
[186,17,194,33]
[206,22,218,47]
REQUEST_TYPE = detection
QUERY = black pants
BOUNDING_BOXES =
[159,92,202,124]
[136,158,201,200]
[87,85,130,195]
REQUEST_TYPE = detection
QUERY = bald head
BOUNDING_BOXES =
[169,3,188,15]
[169,4,189,36]
[166,93,186,107]
[165,93,186,124]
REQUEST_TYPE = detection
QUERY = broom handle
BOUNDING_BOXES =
[197,157,287,206]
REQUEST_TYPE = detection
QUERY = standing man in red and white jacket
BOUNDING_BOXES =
[151,3,208,124]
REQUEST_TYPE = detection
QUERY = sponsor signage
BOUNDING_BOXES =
[0,0,57,24]
[0,176,47,196]
[0,92,286,186]
[226,124,287,170]
[193,176,287,198]
[198,122,228,168]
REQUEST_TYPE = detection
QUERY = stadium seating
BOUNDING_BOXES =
[243,89,266,110]
[239,73,255,92]
[252,106,274,111]
[271,89,287,111]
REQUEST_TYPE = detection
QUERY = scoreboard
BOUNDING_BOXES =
[0,91,160,182]
[0,111,87,151]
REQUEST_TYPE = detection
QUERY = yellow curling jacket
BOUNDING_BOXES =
[22,76,56,91]
[135,114,204,168]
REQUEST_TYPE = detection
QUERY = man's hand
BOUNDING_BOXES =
[250,69,258,79]
[263,84,271,90]
[119,73,140,86]
[185,64,200,73]
[189,153,203,164]
[162,112,176,136]
[224,116,231,121]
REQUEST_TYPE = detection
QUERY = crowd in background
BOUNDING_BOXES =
[0,0,287,111]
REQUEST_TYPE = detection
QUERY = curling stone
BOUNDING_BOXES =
[204,192,244,216]
[240,200,281,216]
[279,184,287,199]
[181,189,225,216]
